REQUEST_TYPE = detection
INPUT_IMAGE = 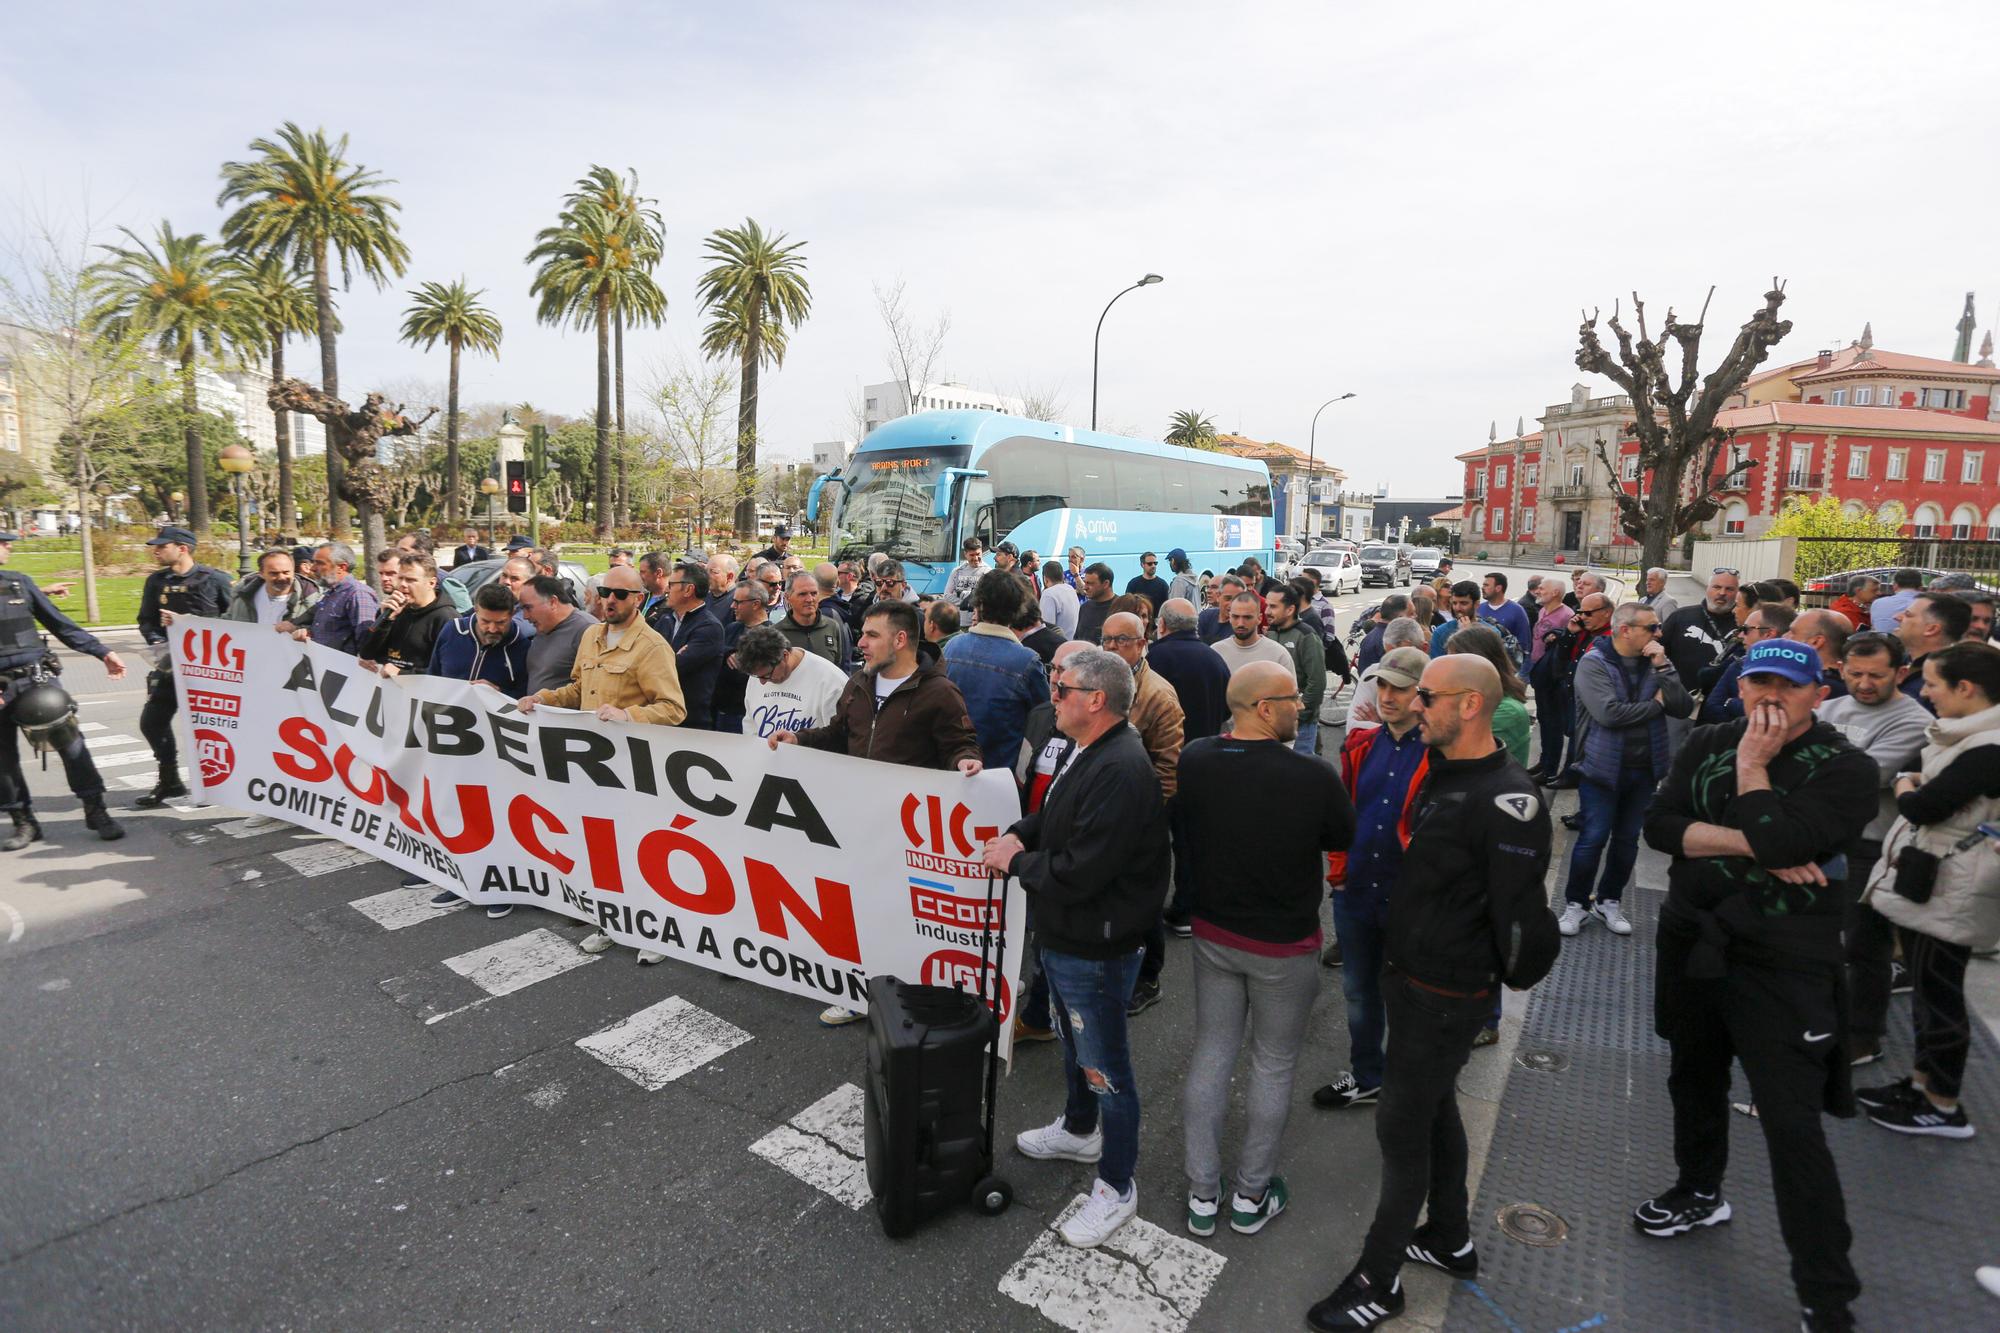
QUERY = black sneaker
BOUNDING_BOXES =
[1405,1225,1479,1278]
[1312,1072,1380,1110]
[485,903,514,920]
[1854,1076,1922,1112]
[1889,959,1912,994]
[1800,1301,1856,1332]
[1164,912,1193,939]
[1321,937,1344,969]
[1307,1268,1403,1332]
[1868,1095,1975,1139]
[428,890,460,908]
[1632,1184,1732,1236]
[1126,978,1162,1017]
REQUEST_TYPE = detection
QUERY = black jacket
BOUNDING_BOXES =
[1662,602,1735,692]
[138,564,235,644]
[1008,721,1170,959]
[359,598,456,675]
[657,604,724,728]
[1384,748,1556,991]
[1146,629,1232,741]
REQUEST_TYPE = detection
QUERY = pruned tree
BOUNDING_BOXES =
[1575,281,1793,570]
[1014,379,1068,425]
[875,278,950,419]
[268,379,435,584]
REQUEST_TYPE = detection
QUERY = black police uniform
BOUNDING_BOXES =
[136,561,234,800]
[0,565,121,840]
[1640,717,1880,1315]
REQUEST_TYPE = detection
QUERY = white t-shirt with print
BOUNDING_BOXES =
[747,650,850,739]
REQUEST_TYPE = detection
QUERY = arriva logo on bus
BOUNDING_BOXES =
[1073,518,1118,542]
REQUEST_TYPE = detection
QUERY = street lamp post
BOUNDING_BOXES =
[1304,393,1357,542]
[218,445,255,579]
[480,477,501,550]
[1091,274,1163,430]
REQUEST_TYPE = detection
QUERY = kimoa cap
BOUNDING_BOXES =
[1741,639,1820,685]
[1364,646,1430,689]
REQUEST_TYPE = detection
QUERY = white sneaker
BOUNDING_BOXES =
[1558,903,1587,937]
[1595,902,1633,936]
[1977,1265,2000,1300]
[1015,1116,1104,1164]
[636,950,667,966]
[577,931,614,955]
[1060,1178,1138,1248]
[818,1005,865,1026]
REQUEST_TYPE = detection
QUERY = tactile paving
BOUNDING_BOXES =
[1447,860,2000,1331]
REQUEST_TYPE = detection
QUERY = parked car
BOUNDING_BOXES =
[445,557,593,608]
[1409,547,1447,579]
[1298,546,1364,596]
[1357,543,1413,588]
[1800,566,2000,605]
[1274,536,1306,568]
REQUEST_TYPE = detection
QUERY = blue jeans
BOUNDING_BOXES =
[1332,890,1389,1089]
[1041,946,1145,1193]
[1294,719,1320,757]
[1563,766,1654,906]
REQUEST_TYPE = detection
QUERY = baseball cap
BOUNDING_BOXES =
[994,541,1018,557]
[1364,646,1429,689]
[504,535,534,551]
[0,530,19,543]
[773,524,792,539]
[147,525,197,547]
[1741,639,1820,685]
[1167,547,1188,566]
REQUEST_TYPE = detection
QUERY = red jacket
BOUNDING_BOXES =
[1829,595,1867,632]
[1325,722,1429,886]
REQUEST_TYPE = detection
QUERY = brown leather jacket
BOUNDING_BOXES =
[1129,661,1185,797]
[795,658,980,769]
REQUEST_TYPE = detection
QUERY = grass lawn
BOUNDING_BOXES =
[7,542,151,628]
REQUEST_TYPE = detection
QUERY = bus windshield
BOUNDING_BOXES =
[831,445,970,563]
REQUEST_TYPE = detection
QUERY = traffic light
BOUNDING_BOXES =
[529,424,547,483]
[505,460,527,513]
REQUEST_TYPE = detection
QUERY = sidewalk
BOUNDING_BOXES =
[1444,784,2000,1330]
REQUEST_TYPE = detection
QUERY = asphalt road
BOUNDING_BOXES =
[0,570,1610,1331]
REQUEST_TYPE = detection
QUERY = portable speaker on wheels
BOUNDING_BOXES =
[862,874,1015,1238]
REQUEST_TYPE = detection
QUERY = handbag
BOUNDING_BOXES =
[1890,825,1988,904]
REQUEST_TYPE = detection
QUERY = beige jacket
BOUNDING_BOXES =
[1130,660,1186,797]
[535,619,687,726]
[1867,701,2000,949]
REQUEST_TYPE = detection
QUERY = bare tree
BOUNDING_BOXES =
[1014,379,1068,425]
[0,200,154,622]
[652,359,753,549]
[875,279,950,418]
[267,380,436,585]
[1575,281,1793,570]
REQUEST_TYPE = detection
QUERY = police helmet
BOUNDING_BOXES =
[12,678,79,753]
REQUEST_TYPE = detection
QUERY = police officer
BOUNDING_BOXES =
[135,526,233,808]
[0,529,129,848]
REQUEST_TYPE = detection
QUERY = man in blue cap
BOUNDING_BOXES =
[1634,637,1879,1333]
[0,530,130,848]
[134,526,234,808]
[1165,548,1199,606]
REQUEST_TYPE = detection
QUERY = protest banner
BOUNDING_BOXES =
[170,618,1028,1051]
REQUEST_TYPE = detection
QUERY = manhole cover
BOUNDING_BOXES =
[1496,1202,1569,1247]
[1515,1048,1569,1073]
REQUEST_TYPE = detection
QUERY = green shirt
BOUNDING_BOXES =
[1494,696,1531,767]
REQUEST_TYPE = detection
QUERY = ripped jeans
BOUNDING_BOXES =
[1041,945,1145,1194]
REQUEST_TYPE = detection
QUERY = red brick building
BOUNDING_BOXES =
[1457,329,2000,559]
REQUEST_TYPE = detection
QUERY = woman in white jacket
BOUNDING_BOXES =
[1859,640,2000,1139]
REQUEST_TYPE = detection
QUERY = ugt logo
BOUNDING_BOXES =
[193,729,235,786]
[901,793,997,880]
[920,949,1011,1024]
[178,626,246,684]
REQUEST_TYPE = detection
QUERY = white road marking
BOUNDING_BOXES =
[78,721,108,732]
[214,816,287,839]
[273,843,375,878]
[349,886,467,930]
[84,735,144,749]
[576,995,751,1091]
[444,927,597,999]
[749,1083,871,1209]
[0,901,23,944]
[91,751,158,769]
[998,1193,1227,1333]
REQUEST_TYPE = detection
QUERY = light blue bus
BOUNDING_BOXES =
[809,411,1275,597]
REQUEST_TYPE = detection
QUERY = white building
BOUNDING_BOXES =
[218,366,326,457]
[811,438,855,473]
[861,380,1024,437]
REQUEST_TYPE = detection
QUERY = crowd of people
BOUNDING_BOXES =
[6,519,2000,1327]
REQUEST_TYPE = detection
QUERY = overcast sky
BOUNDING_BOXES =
[7,1,1995,495]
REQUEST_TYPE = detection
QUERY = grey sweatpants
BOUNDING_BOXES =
[1181,935,1321,1199]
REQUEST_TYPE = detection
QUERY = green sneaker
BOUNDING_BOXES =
[1229,1176,1289,1234]
[1186,1193,1219,1237]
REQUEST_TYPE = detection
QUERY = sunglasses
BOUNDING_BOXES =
[1711,567,1740,577]
[1052,683,1103,699]
[602,587,640,600]
[1258,692,1304,707]
[1413,686,1474,706]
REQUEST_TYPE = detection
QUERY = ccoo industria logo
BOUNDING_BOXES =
[901,793,998,879]
[179,626,246,684]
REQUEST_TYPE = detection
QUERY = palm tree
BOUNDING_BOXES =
[399,280,503,522]
[572,167,664,526]
[1164,410,1218,449]
[239,251,321,536]
[218,123,409,533]
[526,186,664,539]
[696,219,811,533]
[85,223,260,534]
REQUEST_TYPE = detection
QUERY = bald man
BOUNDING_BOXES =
[1179,659,1354,1236]
[1311,654,1555,1331]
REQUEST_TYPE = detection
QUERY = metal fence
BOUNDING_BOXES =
[1792,537,2000,584]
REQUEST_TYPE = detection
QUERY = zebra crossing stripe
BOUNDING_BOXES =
[273,843,375,878]
[576,995,751,1091]
[349,886,467,930]
[443,928,598,1000]
[997,1192,1226,1332]
[748,1083,870,1208]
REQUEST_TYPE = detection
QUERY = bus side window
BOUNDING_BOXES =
[972,502,997,549]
